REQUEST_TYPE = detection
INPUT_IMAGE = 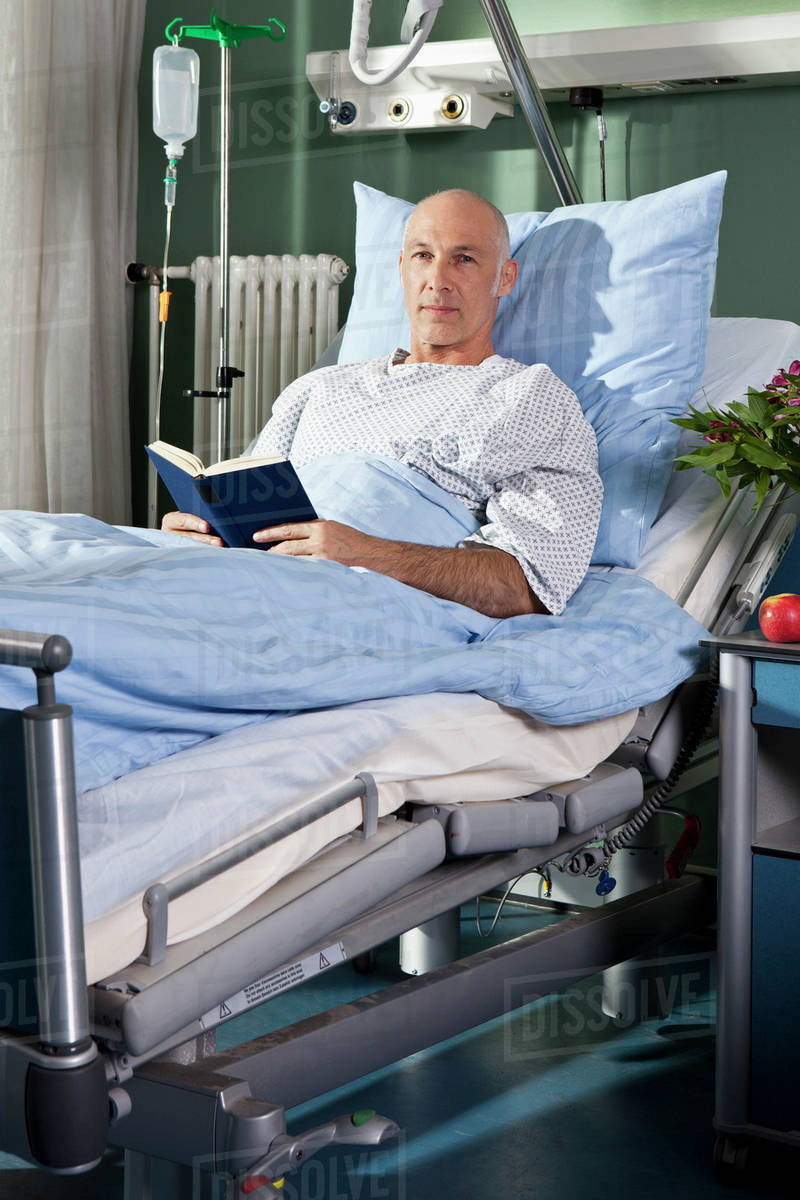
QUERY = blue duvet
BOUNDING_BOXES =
[0,453,707,795]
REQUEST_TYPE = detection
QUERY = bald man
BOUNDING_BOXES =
[163,190,602,618]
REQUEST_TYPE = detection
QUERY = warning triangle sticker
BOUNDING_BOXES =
[219,1000,232,1018]
[319,952,331,970]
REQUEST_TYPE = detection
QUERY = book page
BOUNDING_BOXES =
[203,451,286,477]
[148,441,205,476]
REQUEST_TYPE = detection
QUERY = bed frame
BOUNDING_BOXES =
[0,489,792,1198]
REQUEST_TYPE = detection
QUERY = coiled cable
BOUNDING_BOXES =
[603,653,720,856]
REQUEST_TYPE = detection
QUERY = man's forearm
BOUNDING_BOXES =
[260,519,543,618]
[352,538,541,618]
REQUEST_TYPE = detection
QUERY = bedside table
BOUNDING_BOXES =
[701,631,800,1175]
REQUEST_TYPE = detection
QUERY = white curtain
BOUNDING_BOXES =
[0,0,145,523]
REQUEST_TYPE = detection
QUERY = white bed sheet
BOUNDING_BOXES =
[85,316,800,986]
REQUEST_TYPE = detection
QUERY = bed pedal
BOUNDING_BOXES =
[236,1109,399,1198]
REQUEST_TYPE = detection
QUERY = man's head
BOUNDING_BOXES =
[399,189,518,364]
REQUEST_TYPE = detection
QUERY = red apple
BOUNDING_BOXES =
[758,593,800,643]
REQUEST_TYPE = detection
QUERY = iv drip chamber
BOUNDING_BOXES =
[153,44,200,159]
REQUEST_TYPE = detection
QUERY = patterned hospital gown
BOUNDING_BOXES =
[251,351,602,615]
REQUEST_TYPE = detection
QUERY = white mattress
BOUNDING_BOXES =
[85,316,800,986]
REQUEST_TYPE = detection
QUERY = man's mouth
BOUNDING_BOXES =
[422,304,458,316]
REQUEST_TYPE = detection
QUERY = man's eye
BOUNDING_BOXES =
[457,255,475,263]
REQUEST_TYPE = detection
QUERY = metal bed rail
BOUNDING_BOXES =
[0,629,108,1174]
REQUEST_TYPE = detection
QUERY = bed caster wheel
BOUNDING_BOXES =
[713,1133,750,1183]
[352,950,377,974]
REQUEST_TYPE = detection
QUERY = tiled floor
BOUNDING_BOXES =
[0,907,793,1198]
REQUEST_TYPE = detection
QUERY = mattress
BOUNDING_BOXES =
[84,316,800,985]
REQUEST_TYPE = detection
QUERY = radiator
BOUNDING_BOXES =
[150,252,349,462]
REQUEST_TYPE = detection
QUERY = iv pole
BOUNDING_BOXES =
[165,11,287,462]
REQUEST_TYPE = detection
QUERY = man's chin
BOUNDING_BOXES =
[418,321,463,347]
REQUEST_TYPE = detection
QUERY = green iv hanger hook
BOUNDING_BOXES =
[165,11,287,49]
[164,9,287,461]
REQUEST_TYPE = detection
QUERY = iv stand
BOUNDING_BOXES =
[166,11,287,462]
[216,39,234,461]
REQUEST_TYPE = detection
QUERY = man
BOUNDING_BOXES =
[164,190,602,618]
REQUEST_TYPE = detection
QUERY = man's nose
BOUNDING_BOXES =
[427,259,452,291]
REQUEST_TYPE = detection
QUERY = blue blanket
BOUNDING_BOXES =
[0,454,707,794]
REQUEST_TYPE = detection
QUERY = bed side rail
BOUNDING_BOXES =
[135,771,382,968]
[0,628,108,1174]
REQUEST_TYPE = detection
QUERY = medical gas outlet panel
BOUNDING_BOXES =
[306,13,800,135]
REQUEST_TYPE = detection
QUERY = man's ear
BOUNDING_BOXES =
[497,258,518,298]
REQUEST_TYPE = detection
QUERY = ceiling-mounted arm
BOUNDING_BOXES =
[349,0,443,86]
[479,0,582,206]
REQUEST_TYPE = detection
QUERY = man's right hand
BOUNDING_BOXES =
[161,512,224,546]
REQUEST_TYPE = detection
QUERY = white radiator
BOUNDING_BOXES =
[151,252,349,462]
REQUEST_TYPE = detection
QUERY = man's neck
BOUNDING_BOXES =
[405,339,496,366]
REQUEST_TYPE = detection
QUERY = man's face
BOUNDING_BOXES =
[399,193,517,358]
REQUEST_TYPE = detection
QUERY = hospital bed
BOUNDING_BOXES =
[0,314,797,1197]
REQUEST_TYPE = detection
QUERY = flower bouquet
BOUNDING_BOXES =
[673,360,800,512]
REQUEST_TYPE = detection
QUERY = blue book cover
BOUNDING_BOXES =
[146,441,317,549]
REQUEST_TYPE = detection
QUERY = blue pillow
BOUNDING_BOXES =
[338,174,726,567]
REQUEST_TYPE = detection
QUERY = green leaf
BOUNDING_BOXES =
[754,470,772,508]
[715,465,732,498]
[671,412,713,432]
[675,443,736,468]
[738,442,787,470]
[747,389,773,424]
[725,401,755,423]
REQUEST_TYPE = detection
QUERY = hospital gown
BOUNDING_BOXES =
[251,350,602,615]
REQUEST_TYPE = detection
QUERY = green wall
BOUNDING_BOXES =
[132,0,800,516]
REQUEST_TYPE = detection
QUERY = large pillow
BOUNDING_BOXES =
[338,174,726,567]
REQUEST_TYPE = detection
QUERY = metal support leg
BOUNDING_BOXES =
[715,651,757,1132]
[601,819,671,1023]
[124,1150,226,1200]
[399,907,460,975]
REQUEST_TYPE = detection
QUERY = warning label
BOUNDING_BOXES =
[199,941,347,1028]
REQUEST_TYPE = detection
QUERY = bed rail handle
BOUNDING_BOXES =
[135,775,381,966]
[0,628,72,674]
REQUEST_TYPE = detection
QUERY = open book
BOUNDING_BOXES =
[146,440,317,549]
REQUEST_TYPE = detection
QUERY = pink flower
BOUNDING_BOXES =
[770,373,788,389]
[789,360,800,375]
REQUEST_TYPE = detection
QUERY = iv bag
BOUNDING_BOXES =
[153,44,200,159]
